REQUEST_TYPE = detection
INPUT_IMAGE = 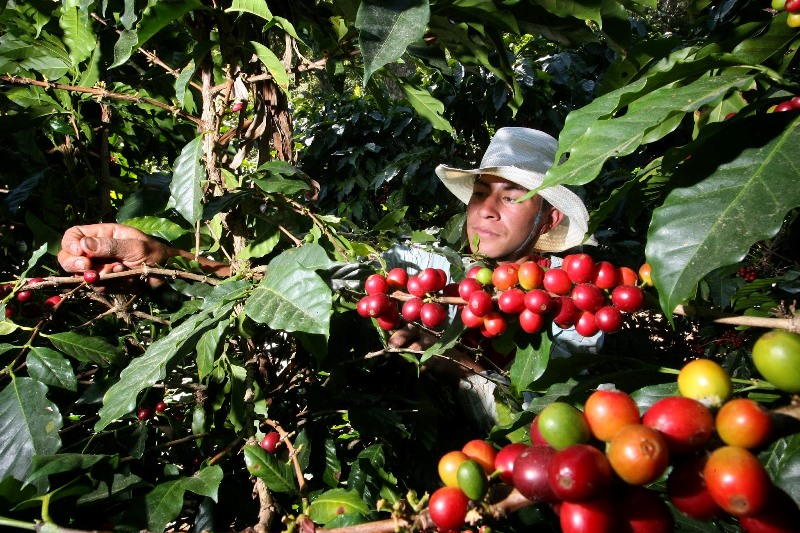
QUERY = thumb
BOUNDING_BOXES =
[80,236,117,258]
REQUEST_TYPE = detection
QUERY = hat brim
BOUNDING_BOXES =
[435,164,595,252]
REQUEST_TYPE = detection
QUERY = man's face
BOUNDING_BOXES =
[465,175,546,262]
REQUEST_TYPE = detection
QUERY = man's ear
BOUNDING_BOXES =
[540,207,565,234]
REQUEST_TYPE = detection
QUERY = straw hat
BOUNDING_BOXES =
[435,127,594,252]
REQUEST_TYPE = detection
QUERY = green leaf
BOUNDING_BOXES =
[243,445,298,494]
[508,331,551,393]
[143,466,223,533]
[112,0,204,67]
[763,434,800,505]
[59,0,95,67]
[122,216,190,242]
[372,206,408,232]
[244,261,332,337]
[27,347,77,391]
[27,454,108,483]
[225,0,273,20]
[95,303,234,431]
[196,320,228,380]
[400,84,453,134]
[647,115,800,316]
[46,331,123,368]
[168,135,206,225]
[175,59,196,110]
[237,218,281,261]
[543,72,757,190]
[0,377,62,483]
[355,0,430,84]
[538,0,603,25]
[309,488,370,525]
[250,41,290,92]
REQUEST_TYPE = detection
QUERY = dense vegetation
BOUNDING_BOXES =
[1,0,799,532]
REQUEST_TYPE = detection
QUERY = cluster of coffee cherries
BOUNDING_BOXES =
[357,254,648,339]
[2,278,62,320]
[771,0,800,28]
[737,264,758,282]
[2,270,100,321]
[426,358,797,532]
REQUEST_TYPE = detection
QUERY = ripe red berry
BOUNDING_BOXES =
[611,285,645,312]
[574,311,599,337]
[571,283,605,313]
[480,311,507,338]
[552,296,580,329]
[44,295,63,309]
[364,273,389,295]
[155,401,167,413]
[84,270,100,284]
[385,267,409,290]
[15,290,33,303]
[419,302,447,329]
[497,288,526,314]
[543,268,572,295]
[594,305,623,333]
[231,100,245,112]
[260,431,281,453]
[376,305,401,331]
[592,261,619,289]
[524,289,553,314]
[137,407,152,420]
[468,290,493,317]
[564,253,595,284]
[519,309,546,333]
[458,277,483,301]
[401,297,424,322]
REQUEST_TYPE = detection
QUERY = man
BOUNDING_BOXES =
[388,127,595,356]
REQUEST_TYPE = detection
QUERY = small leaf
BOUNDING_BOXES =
[243,445,297,493]
[508,332,551,394]
[401,84,453,134]
[225,0,273,19]
[27,347,77,391]
[309,488,370,525]
[168,135,206,225]
[122,216,189,242]
[250,41,289,92]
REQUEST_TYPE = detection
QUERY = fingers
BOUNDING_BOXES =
[388,324,420,349]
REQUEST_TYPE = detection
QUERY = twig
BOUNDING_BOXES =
[0,75,203,126]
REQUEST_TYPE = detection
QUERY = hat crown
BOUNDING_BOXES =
[479,127,558,175]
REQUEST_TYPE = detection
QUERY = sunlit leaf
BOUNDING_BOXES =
[309,488,370,524]
[355,0,430,83]
[0,377,62,483]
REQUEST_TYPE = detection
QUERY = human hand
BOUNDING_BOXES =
[387,323,438,352]
[388,323,484,379]
[58,223,175,285]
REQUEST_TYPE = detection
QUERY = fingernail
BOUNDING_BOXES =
[82,237,97,252]
[75,259,86,270]
[112,264,124,273]
[70,243,80,254]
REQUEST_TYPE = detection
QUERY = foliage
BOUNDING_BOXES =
[0,0,799,532]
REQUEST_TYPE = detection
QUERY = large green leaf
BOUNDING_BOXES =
[0,377,62,482]
[27,346,77,391]
[250,41,290,92]
[542,72,757,190]
[168,135,206,225]
[309,488,370,525]
[122,216,189,242]
[400,84,453,134]
[508,330,552,394]
[355,0,430,83]
[143,466,223,533]
[243,445,297,494]
[244,257,333,337]
[646,115,800,316]
[225,0,273,19]
[95,302,234,431]
[59,0,95,67]
[46,331,123,368]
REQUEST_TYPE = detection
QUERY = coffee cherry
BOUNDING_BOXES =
[137,407,152,420]
[401,297,424,322]
[154,401,167,413]
[364,273,389,295]
[260,431,281,453]
[84,270,100,284]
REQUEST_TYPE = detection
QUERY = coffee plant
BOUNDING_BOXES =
[1,1,799,532]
